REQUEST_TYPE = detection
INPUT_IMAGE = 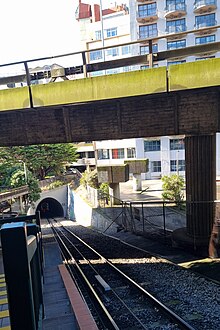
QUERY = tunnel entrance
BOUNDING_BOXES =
[36,198,64,219]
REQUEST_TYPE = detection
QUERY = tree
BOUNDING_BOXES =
[162,174,185,206]
[0,143,78,180]
[10,169,41,203]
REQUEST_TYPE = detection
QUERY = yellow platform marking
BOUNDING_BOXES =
[0,284,6,288]
[0,298,7,305]
[0,291,7,297]
[0,279,5,283]
[0,327,10,330]
[0,275,5,279]
[0,310,9,318]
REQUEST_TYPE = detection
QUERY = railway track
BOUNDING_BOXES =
[48,218,198,330]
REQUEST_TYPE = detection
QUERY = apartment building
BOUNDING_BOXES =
[130,0,220,66]
[74,0,220,178]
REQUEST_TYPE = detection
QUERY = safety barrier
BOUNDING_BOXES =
[1,221,43,330]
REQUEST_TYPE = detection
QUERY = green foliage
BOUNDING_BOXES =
[27,175,41,203]
[10,169,26,188]
[48,181,64,190]
[99,183,109,195]
[9,168,41,203]
[80,169,99,189]
[162,174,185,205]
[0,143,78,180]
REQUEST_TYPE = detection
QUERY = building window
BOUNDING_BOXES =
[166,0,186,11]
[139,24,158,39]
[170,138,185,150]
[195,35,215,44]
[170,160,185,172]
[140,64,158,70]
[98,149,110,160]
[123,66,133,72]
[127,148,136,158]
[196,55,215,60]
[167,39,186,50]
[122,45,131,55]
[106,47,119,57]
[144,140,160,152]
[138,3,157,17]
[166,18,186,34]
[78,152,86,158]
[106,68,121,75]
[167,60,186,66]
[112,148,125,159]
[95,30,102,40]
[90,50,102,61]
[106,27,117,38]
[88,151,95,158]
[140,44,158,55]
[151,161,161,172]
[195,13,216,29]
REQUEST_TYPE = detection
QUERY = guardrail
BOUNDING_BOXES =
[0,214,43,330]
[0,25,219,94]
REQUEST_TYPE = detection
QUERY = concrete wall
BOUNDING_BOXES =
[28,185,68,217]
[73,190,186,235]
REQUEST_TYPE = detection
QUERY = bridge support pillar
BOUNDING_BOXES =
[173,134,216,254]
[109,183,121,205]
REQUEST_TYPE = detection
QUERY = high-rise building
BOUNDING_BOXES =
[74,0,220,178]
[130,0,220,66]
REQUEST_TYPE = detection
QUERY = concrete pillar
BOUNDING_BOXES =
[109,183,121,205]
[132,174,142,191]
[185,134,216,242]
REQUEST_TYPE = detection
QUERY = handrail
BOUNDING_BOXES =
[0,25,219,69]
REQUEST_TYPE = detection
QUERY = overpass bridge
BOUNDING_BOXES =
[0,30,220,252]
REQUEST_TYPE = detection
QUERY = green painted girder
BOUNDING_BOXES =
[0,58,220,111]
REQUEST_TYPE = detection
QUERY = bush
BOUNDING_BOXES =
[80,169,99,189]
[48,180,64,190]
[162,174,185,206]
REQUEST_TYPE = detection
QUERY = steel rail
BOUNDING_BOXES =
[51,218,196,330]
[48,219,120,330]
[51,222,150,330]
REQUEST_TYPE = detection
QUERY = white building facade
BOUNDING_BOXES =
[75,0,220,178]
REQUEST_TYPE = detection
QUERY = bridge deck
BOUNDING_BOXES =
[0,58,220,111]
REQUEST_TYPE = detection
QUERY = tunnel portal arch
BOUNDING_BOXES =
[36,197,64,219]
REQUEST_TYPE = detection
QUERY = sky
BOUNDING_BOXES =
[0,0,129,66]
[0,0,80,65]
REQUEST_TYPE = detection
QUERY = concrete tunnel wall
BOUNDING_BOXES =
[28,185,68,219]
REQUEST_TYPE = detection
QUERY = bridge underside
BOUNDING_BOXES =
[0,86,219,147]
[1,85,220,255]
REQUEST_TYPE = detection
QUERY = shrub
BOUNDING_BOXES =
[48,180,64,190]
[162,174,185,206]
[80,169,99,189]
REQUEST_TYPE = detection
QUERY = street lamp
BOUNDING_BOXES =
[18,160,28,184]
[23,162,28,184]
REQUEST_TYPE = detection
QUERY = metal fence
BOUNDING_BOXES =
[86,185,220,255]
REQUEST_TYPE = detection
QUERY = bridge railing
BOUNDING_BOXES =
[0,25,220,93]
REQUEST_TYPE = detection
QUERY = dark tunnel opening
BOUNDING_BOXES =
[36,198,64,219]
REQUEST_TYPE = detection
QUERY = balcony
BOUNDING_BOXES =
[194,0,217,14]
[164,3,187,19]
[137,11,158,24]
[194,20,217,34]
